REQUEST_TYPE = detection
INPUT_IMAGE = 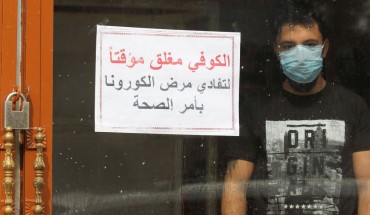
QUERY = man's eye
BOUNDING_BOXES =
[304,43,318,46]
[280,44,295,50]
[286,44,295,49]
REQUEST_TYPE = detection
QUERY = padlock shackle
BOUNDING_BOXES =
[6,92,27,102]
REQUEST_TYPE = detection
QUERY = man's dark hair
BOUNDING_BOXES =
[269,0,331,43]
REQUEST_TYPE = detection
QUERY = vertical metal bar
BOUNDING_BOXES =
[15,0,23,214]
[16,0,23,85]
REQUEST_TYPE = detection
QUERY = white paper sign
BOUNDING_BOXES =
[95,25,240,136]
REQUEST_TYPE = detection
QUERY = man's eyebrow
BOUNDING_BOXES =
[302,39,321,44]
[278,39,321,45]
[278,41,295,45]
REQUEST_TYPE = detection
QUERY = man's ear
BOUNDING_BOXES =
[322,39,329,58]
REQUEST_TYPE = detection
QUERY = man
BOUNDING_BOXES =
[222,2,370,215]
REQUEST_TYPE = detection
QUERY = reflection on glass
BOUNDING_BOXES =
[53,1,369,214]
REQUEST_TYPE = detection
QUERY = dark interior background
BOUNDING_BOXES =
[53,0,370,214]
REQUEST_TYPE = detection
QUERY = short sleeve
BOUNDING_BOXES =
[352,97,370,152]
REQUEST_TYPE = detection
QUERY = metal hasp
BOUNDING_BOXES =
[4,92,29,129]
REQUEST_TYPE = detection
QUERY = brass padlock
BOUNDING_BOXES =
[4,92,29,129]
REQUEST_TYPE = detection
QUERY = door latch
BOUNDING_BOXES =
[4,92,29,129]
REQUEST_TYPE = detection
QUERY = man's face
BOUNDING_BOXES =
[274,22,329,92]
[275,23,327,56]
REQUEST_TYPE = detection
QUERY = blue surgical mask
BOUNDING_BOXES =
[279,44,324,83]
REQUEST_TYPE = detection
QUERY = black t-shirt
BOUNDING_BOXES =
[227,83,370,215]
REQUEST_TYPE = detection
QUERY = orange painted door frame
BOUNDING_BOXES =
[0,0,53,214]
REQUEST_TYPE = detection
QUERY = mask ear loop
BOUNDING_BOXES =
[321,39,330,58]
[320,40,328,78]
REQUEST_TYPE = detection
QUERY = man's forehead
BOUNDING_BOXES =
[280,22,317,31]
[276,23,323,42]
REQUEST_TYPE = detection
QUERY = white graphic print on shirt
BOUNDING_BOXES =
[265,120,345,215]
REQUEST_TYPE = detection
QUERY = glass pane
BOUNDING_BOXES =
[53,0,370,214]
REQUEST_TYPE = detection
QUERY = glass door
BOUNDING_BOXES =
[52,1,370,215]
[2,0,369,214]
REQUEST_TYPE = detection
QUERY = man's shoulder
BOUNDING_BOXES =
[326,82,353,94]
[241,86,282,106]
[326,82,367,103]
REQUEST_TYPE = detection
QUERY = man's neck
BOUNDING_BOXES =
[283,74,327,96]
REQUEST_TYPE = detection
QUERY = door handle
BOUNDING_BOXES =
[33,127,46,215]
[3,127,15,215]
[2,127,46,215]
[2,92,46,214]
